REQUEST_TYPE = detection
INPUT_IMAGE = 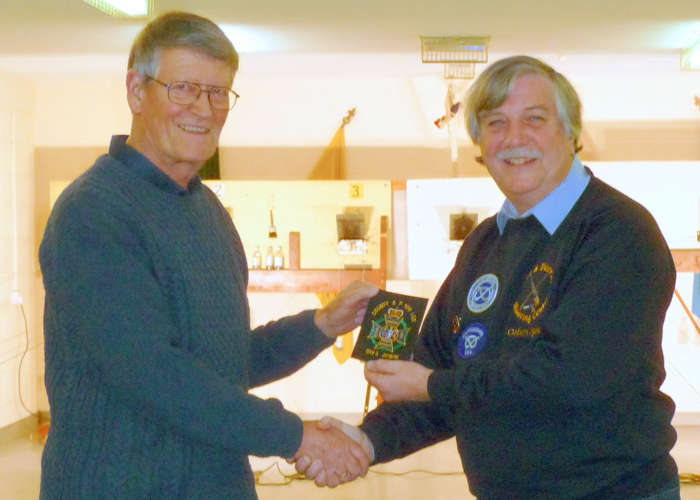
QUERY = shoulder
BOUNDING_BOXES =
[459,215,499,253]
[579,175,658,227]
[44,155,149,249]
[562,174,674,272]
[51,154,143,221]
[562,175,666,248]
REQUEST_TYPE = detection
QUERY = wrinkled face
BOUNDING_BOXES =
[127,47,232,186]
[478,74,575,214]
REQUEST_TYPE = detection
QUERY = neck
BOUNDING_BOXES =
[126,130,203,188]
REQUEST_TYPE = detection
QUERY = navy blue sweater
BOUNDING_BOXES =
[39,136,333,499]
[362,174,678,500]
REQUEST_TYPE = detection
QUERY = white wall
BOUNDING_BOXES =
[0,70,37,429]
[4,51,700,423]
[29,52,700,149]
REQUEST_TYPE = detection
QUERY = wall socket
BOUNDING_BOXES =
[10,291,23,305]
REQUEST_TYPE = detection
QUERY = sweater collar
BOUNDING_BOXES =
[496,155,590,236]
[108,135,202,195]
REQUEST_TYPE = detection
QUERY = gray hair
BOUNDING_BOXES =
[465,55,582,153]
[128,12,239,80]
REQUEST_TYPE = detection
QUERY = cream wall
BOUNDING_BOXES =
[2,51,700,429]
[0,70,37,430]
[32,53,700,150]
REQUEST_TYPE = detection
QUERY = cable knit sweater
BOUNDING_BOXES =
[39,135,333,499]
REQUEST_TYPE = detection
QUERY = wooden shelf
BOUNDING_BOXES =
[247,215,389,293]
[248,269,386,293]
[671,249,700,273]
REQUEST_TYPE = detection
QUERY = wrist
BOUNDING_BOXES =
[314,308,335,338]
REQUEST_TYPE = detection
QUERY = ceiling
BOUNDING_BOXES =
[1,0,700,79]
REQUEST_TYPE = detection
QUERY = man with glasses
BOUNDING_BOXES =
[39,11,375,500]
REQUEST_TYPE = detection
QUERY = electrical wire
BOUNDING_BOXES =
[254,462,698,488]
[368,468,464,477]
[680,473,700,485]
[253,462,298,486]
[253,461,465,487]
[17,303,37,418]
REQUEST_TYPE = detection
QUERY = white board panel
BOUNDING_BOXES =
[407,177,502,281]
[587,161,700,250]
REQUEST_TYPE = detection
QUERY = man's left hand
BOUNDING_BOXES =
[364,359,433,402]
[314,281,379,337]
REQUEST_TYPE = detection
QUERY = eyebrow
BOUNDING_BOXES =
[480,104,552,118]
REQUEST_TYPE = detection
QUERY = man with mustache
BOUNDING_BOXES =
[299,55,680,500]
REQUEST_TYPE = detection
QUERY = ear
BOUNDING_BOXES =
[126,69,146,114]
[475,143,485,165]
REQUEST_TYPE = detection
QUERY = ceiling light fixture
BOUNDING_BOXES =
[420,36,489,64]
[444,62,476,80]
[421,36,489,80]
[82,0,153,19]
[681,36,700,70]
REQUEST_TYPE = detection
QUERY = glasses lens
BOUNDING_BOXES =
[208,87,232,110]
[168,82,200,105]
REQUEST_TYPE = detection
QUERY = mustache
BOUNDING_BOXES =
[495,147,543,161]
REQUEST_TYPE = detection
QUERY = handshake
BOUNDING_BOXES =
[286,416,374,488]
[286,358,434,487]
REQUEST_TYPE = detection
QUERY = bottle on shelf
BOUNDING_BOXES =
[265,246,274,270]
[251,246,262,270]
[274,246,284,270]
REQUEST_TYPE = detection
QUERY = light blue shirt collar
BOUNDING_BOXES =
[496,155,590,235]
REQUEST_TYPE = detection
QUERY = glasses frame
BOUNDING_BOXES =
[145,76,240,110]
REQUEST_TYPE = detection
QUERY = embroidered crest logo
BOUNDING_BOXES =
[467,274,499,313]
[458,323,488,359]
[513,263,553,325]
[367,307,411,354]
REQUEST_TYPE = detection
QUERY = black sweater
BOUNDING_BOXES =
[362,174,678,500]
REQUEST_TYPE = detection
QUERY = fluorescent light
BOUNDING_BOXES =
[83,0,152,18]
[219,25,289,53]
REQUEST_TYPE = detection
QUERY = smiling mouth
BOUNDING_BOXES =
[495,147,542,165]
[504,157,536,165]
[179,124,209,133]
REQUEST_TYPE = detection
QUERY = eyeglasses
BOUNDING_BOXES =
[146,76,240,110]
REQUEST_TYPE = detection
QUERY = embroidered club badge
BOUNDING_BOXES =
[467,273,499,313]
[458,323,488,359]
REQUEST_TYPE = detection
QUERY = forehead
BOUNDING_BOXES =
[156,47,233,87]
[484,73,557,116]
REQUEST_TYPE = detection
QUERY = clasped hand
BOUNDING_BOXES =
[287,418,374,487]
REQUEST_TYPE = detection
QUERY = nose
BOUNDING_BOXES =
[503,120,527,147]
[190,90,215,116]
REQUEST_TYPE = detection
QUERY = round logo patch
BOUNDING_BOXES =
[467,273,499,313]
[458,323,488,359]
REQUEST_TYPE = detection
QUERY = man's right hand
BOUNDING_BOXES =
[291,417,374,487]
[286,420,371,487]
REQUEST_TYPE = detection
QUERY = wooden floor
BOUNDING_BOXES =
[3,427,700,500]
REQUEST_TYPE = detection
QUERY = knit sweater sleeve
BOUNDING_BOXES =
[248,311,334,388]
[428,191,676,412]
[41,189,304,459]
